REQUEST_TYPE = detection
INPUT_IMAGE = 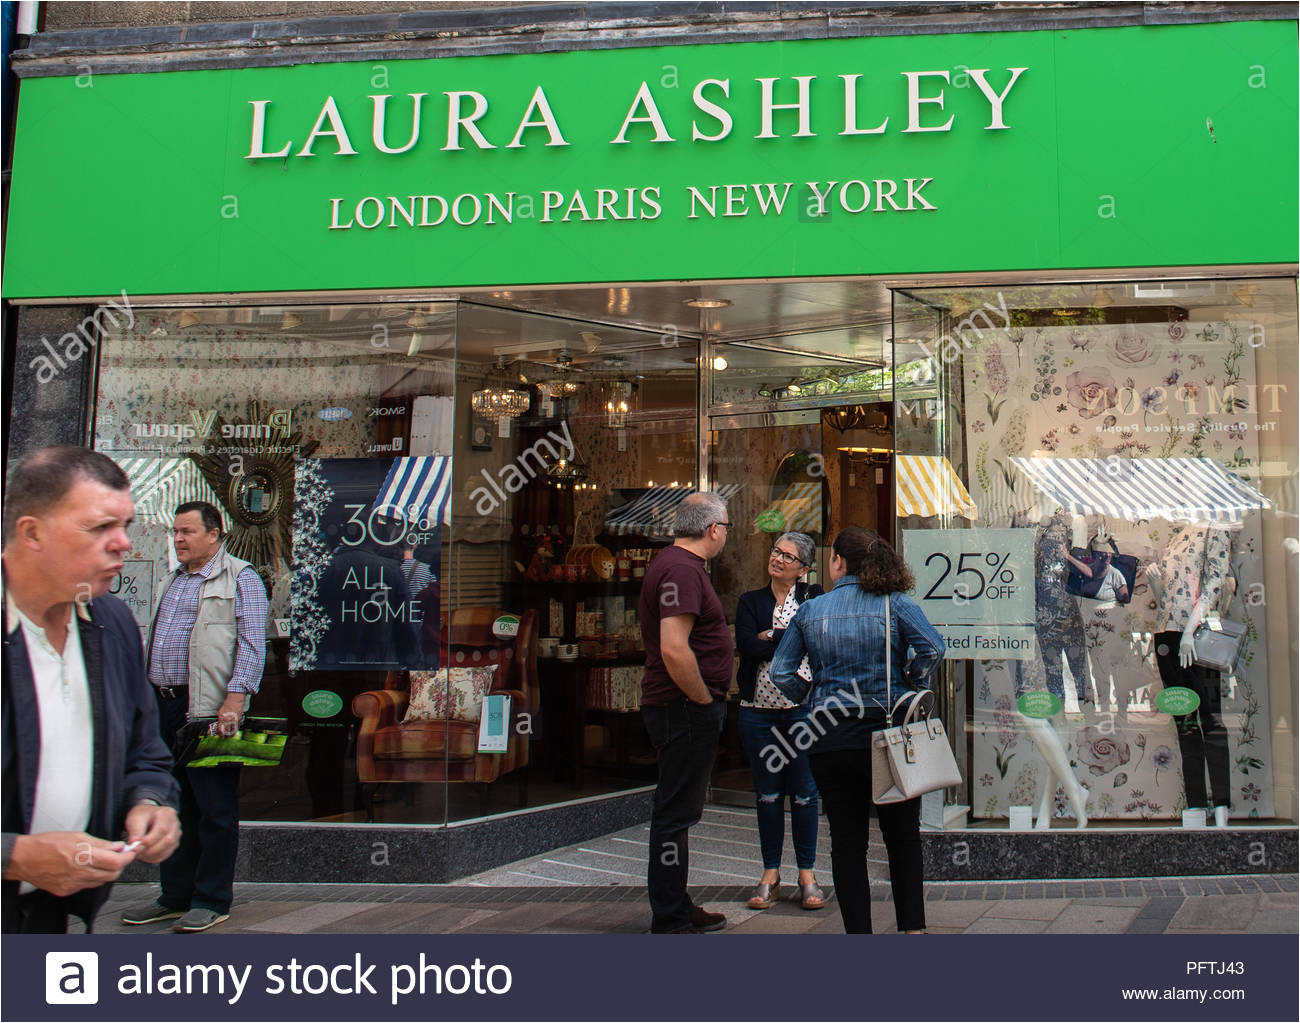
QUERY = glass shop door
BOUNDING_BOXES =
[706,410,827,801]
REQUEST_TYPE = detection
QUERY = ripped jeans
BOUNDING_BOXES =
[738,705,819,871]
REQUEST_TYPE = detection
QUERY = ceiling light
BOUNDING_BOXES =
[472,356,531,421]
[471,386,530,421]
[685,297,731,309]
[711,355,728,372]
[1092,287,1114,308]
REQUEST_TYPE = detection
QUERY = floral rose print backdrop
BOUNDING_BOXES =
[962,321,1275,821]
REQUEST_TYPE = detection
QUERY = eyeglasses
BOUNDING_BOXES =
[769,548,805,566]
[711,521,730,531]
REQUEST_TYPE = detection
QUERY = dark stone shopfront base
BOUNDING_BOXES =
[121,786,1296,884]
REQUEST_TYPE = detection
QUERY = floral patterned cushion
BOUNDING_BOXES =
[402,666,498,723]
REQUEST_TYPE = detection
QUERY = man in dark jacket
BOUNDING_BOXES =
[2,446,180,933]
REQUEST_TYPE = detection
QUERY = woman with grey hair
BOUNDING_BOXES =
[734,531,825,910]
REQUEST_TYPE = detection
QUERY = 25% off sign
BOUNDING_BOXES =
[901,528,1036,659]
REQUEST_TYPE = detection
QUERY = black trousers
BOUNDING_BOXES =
[2,890,74,933]
[1154,631,1231,809]
[156,693,242,914]
[809,747,926,933]
[641,700,726,933]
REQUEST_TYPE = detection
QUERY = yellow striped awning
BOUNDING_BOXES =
[757,481,823,534]
[896,455,978,520]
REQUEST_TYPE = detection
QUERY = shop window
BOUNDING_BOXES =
[893,278,1298,827]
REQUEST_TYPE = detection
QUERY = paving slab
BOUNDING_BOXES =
[545,903,648,933]
[245,901,381,933]
[309,901,456,933]
[982,899,1069,921]
[1167,894,1260,931]
[726,911,826,934]
[450,901,586,933]
[1044,903,1142,934]
[914,900,992,928]
[961,916,1051,934]
[1243,911,1299,933]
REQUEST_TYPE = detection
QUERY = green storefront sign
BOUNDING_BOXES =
[4,20,1296,297]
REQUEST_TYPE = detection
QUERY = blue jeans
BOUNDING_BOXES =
[642,699,726,933]
[737,706,819,872]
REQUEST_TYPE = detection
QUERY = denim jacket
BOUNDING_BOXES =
[769,576,946,720]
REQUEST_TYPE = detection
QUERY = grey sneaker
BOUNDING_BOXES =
[173,908,230,933]
[121,900,185,925]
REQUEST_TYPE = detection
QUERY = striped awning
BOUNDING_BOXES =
[758,481,823,534]
[896,455,978,520]
[112,455,225,526]
[1010,457,1270,525]
[605,484,744,538]
[374,456,452,528]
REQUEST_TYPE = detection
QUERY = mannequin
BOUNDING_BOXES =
[1015,507,1090,829]
[1147,523,1236,827]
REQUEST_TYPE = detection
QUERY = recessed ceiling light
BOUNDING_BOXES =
[711,356,728,372]
[685,298,731,309]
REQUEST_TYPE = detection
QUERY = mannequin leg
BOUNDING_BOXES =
[1020,714,1089,829]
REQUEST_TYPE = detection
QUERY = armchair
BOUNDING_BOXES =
[352,607,537,817]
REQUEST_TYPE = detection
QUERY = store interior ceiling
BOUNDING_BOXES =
[142,275,1290,376]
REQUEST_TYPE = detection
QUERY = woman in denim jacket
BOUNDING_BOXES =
[770,526,945,934]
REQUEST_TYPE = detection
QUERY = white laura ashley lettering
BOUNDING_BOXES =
[247,68,1028,159]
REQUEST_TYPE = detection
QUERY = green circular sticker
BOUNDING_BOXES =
[1156,686,1201,716]
[756,508,786,533]
[1016,691,1061,719]
[302,689,343,719]
[492,613,521,638]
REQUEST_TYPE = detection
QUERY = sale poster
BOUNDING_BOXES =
[901,528,1036,659]
[290,457,447,671]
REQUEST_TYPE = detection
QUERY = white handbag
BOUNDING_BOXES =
[871,595,963,805]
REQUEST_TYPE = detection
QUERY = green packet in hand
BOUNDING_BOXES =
[187,717,289,768]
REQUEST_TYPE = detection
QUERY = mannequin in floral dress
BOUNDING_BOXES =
[1015,507,1091,828]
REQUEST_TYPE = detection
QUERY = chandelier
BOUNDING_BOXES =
[471,385,530,422]
[472,356,531,422]
[605,377,635,428]
[546,454,591,488]
[540,350,582,398]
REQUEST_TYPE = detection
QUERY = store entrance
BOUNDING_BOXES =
[707,403,895,799]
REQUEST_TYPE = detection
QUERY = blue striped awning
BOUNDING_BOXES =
[605,484,744,539]
[374,456,452,528]
[1011,457,1269,525]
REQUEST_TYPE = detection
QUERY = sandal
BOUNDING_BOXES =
[747,881,781,910]
[798,882,826,911]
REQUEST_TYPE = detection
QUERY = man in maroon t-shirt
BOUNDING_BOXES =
[638,491,733,933]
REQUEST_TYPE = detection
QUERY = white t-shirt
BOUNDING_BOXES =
[13,604,94,895]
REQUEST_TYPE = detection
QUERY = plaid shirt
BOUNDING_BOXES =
[148,548,268,694]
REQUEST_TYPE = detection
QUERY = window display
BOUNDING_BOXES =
[897,279,1297,826]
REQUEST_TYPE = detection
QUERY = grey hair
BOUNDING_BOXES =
[673,491,728,539]
[774,531,816,566]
